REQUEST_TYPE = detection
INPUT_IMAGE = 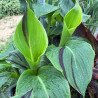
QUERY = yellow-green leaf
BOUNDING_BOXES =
[59,2,82,47]
[14,4,48,69]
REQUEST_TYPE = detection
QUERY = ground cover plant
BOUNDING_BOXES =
[0,0,97,98]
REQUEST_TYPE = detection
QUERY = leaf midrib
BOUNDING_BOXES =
[37,76,49,98]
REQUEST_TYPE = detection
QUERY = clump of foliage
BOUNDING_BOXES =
[0,0,23,16]
[0,0,97,98]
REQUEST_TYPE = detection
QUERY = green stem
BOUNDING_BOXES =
[59,29,72,47]
[59,23,75,47]
[26,57,41,75]
[83,96,85,98]
[47,14,51,36]
[10,73,19,79]
[31,64,39,75]
[29,63,39,74]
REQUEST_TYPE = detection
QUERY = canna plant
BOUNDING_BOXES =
[12,2,70,98]
[0,0,95,98]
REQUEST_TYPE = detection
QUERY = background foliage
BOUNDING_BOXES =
[0,0,23,17]
[80,0,98,34]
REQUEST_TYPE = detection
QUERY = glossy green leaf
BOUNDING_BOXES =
[14,66,70,98]
[0,72,11,87]
[14,4,48,69]
[46,40,95,96]
[32,3,59,18]
[59,2,82,47]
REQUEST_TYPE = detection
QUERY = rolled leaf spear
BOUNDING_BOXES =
[59,1,82,47]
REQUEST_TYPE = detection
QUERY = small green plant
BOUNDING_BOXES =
[0,0,95,98]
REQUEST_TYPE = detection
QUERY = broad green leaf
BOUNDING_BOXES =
[32,3,59,18]
[14,4,48,69]
[46,40,95,96]
[59,2,82,47]
[71,36,90,43]
[0,72,11,87]
[0,61,11,69]
[15,66,70,98]
[0,42,16,60]
[6,49,29,70]
[82,13,91,22]
[0,76,17,98]
[59,0,74,17]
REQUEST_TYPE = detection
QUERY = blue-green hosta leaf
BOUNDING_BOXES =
[59,2,82,46]
[46,40,95,96]
[6,49,29,70]
[14,66,70,98]
[32,3,59,18]
[14,4,48,68]
[0,72,11,87]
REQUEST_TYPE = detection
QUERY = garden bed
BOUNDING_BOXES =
[0,15,22,46]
